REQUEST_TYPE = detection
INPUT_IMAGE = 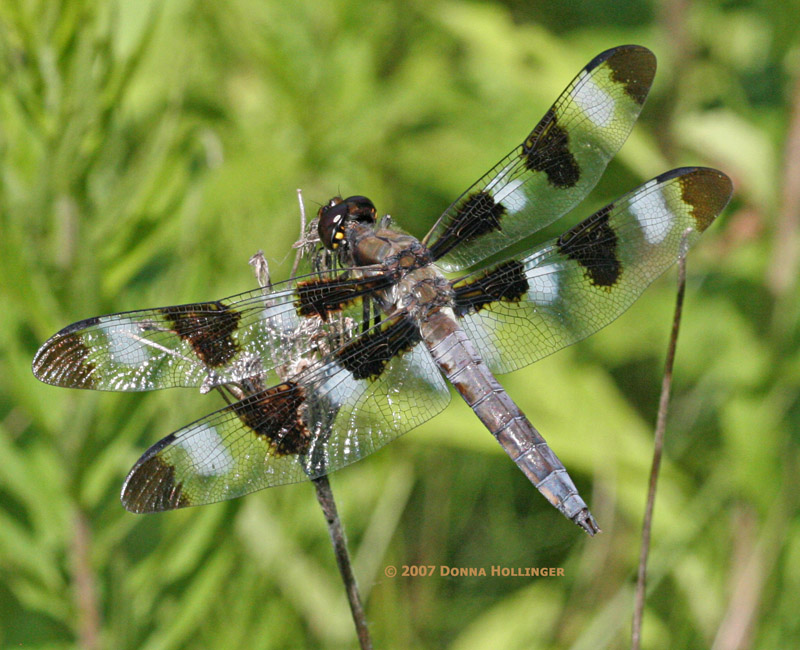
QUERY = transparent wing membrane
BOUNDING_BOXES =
[32,268,389,393]
[121,319,449,512]
[425,45,657,271]
[453,168,733,374]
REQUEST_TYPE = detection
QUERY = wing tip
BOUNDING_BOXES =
[120,433,188,514]
[585,45,657,107]
[586,44,657,72]
[31,325,99,389]
[656,167,734,232]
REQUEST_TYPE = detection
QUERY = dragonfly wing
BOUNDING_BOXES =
[32,270,394,392]
[451,168,733,374]
[121,314,450,512]
[424,45,657,271]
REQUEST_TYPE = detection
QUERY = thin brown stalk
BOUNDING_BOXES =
[313,475,373,650]
[768,72,800,300]
[293,195,372,648]
[631,229,692,650]
[71,510,100,650]
[711,442,797,649]
[710,507,761,650]
[656,0,693,158]
[245,199,372,648]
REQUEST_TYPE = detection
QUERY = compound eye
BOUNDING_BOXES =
[344,196,377,223]
[317,196,343,220]
[317,200,349,250]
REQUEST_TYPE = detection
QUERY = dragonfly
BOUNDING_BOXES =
[32,45,732,535]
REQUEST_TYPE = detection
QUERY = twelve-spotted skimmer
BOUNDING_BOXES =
[33,46,732,535]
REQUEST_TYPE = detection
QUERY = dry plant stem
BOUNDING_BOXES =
[72,510,100,650]
[631,229,692,650]
[768,72,800,300]
[294,193,373,649]
[290,188,308,279]
[313,475,373,650]
[656,0,692,159]
[246,196,372,649]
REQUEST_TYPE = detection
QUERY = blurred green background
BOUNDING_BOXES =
[1,0,798,648]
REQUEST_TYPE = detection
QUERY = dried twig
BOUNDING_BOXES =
[656,0,692,158]
[631,229,692,650]
[313,474,373,649]
[246,193,372,649]
[72,510,101,650]
[767,73,800,299]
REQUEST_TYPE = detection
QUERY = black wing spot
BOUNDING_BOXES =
[606,45,657,106]
[161,302,241,367]
[557,205,621,287]
[429,191,506,261]
[522,108,581,188]
[337,315,421,381]
[295,276,392,319]
[33,331,97,388]
[231,382,310,456]
[666,168,733,233]
[453,260,530,317]
[123,447,190,513]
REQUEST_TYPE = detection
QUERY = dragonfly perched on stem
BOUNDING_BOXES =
[32,45,732,536]
[247,195,372,649]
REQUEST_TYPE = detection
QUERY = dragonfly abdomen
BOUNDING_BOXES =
[421,309,600,535]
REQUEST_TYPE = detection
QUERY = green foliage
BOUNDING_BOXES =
[1,0,798,647]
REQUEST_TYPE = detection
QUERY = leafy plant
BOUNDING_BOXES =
[1,0,797,648]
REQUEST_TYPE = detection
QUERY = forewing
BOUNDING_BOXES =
[424,45,657,271]
[32,270,392,392]
[121,316,450,512]
[452,168,733,374]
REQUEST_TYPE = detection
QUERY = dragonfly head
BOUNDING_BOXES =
[318,195,377,251]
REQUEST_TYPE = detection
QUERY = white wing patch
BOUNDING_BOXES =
[316,364,360,411]
[631,180,673,245]
[100,318,149,366]
[177,423,235,477]
[494,178,527,214]
[261,302,299,336]
[525,262,560,305]
[571,71,614,128]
